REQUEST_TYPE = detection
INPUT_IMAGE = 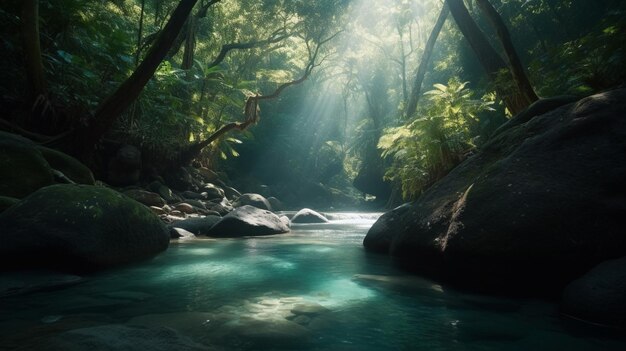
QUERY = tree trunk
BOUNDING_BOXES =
[475,0,538,105]
[405,4,449,119]
[445,0,528,115]
[21,0,46,99]
[81,0,202,153]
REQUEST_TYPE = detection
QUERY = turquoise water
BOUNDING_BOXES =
[1,213,624,350]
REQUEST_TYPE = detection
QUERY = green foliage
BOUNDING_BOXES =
[379,78,494,199]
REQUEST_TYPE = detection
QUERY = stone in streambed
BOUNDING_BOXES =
[291,208,329,224]
[363,88,626,293]
[0,131,54,198]
[123,189,166,207]
[0,195,19,213]
[0,184,169,271]
[561,256,626,327]
[205,205,289,237]
[40,324,209,351]
[170,216,222,236]
[233,193,272,211]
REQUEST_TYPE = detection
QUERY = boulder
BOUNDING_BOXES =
[363,203,411,253]
[206,198,233,216]
[205,205,289,237]
[173,203,196,214]
[107,145,141,186]
[38,146,95,185]
[169,227,196,240]
[222,185,242,200]
[197,167,219,183]
[39,325,208,351]
[267,197,284,211]
[0,184,170,271]
[170,216,222,236]
[291,208,329,224]
[123,189,166,207]
[202,183,225,200]
[0,195,19,213]
[233,193,272,211]
[561,257,626,327]
[363,89,626,293]
[0,131,54,198]
[147,181,179,203]
[182,191,205,200]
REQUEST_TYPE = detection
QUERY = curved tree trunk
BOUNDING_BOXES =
[81,0,206,154]
[445,0,528,115]
[21,0,46,100]
[475,0,538,105]
[405,4,449,119]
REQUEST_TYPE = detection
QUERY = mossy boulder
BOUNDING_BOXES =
[0,131,95,199]
[363,88,626,293]
[0,196,19,213]
[0,131,54,198]
[0,184,169,271]
[39,146,95,185]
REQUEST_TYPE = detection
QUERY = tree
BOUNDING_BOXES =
[80,0,219,154]
[475,0,538,105]
[445,0,530,115]
[405,3,449,119]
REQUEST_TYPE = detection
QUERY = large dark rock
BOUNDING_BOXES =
[561,257,626,327]
[363,89,626,293]
[124,189,166,207]
[0,131,54,198]
[38,146,95,185]
[205,205,289,237]
[38,325,209,351]
[233,193,272,211]
[291,208,329,224]
[170,215,222,236]
[0,184,169,271]
[0,195,19,213]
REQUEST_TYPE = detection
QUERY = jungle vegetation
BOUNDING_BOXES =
[1,0,624,206]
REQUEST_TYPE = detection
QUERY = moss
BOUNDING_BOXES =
[0,133,54,198]
[0,196,19,213]
[39,146,95,185]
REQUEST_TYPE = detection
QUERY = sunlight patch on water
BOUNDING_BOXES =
[305,278,377,308]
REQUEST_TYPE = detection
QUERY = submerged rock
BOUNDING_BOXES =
[206,205,289,237]
[0,184,170,271]
[561,256,626,327]
[291,208,329,224]
[363,88,626,293]
[41,324,209,351]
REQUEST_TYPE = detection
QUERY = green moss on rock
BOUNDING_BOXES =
[0,184,169,271]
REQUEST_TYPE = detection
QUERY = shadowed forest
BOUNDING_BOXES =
[1,0,626,350]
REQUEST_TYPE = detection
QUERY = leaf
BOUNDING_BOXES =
[57,50,73,63]
[432,83,447,92]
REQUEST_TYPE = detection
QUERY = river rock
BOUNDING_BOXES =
[233,193,272,211]
[0,195,19,213]
[0,131,55,198]
[170,216,222,236]
[38,146,95,185]
[205,205,289,237]
[561,256,626,327]
[170,227,196,240]
[174,202,196,214]
[124,189,166,207]
[197,167,220,183]
[41,324,209,351]
[363,88,626,293]
[147,181,179,203]
[267,197,284,211]
[0,184,170,271]
[202,183,225,200]
[291,208,329,223]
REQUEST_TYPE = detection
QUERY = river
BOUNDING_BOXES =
[0,213,624,350]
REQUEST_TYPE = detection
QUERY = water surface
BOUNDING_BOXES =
[1,213,624,350]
